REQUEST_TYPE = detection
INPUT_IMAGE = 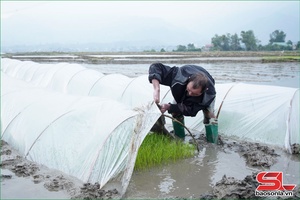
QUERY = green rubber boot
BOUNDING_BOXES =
[205,118,218,143]
[172,115,185,139]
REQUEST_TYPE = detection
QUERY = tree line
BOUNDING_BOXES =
[170,29,300,52]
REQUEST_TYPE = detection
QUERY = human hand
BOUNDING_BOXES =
[209,118,218,125]
[160,104,170,113]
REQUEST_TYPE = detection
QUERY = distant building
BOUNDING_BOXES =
[202,44,214,51]
[272,42,290,47]
[271,42,293,50]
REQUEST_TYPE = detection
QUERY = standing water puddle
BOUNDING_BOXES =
[125,142,299,199]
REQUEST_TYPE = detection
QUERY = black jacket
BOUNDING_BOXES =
[148,63,216,117]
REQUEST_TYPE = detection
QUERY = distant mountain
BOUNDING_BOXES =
[2,15,205,53]
[2,7,298,53]
[1,42,178,53]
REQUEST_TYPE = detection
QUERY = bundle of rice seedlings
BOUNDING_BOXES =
[134,133,196,171]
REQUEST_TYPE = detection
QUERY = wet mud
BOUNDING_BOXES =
[189,135,299,199]
[199,173,261,199]
[71,183,118,199]
[0,140,117,199]
[1,132,299,199]
[199,173,300,199]
[291,143,300,154]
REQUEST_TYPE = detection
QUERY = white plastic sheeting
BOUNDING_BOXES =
[1,58,170,108]
[216,83,299,152]
[1,58,299,190]
[160,82,299,152]
[2,58,299,150]
[1,58,162,195]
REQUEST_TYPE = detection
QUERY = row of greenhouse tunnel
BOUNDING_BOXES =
[1,58,299,195]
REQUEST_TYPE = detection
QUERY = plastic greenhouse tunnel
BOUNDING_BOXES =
[1,58,299,195]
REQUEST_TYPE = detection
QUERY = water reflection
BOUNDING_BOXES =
[157,171,176,194]
[211,148,255,184]
[126,144,220,198]
[126,143,299,199]
[270,148,300,185]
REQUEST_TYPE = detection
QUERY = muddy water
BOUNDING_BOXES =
[1,169,70,199]
[125,139,299,199]
[125,145,252,198]
[83,61,299,199]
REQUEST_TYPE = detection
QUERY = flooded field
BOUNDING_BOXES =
[1,53,299,199]
[83,62,299,88]
[4,51,299,87]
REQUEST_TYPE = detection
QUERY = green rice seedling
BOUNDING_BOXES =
[134,133,196,171]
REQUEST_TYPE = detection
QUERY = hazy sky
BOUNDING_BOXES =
[1,1,299,48]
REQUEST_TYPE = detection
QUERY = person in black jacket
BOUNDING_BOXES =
[148,62,217,138]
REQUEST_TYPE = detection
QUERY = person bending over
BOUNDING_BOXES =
[148,62,216,139]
